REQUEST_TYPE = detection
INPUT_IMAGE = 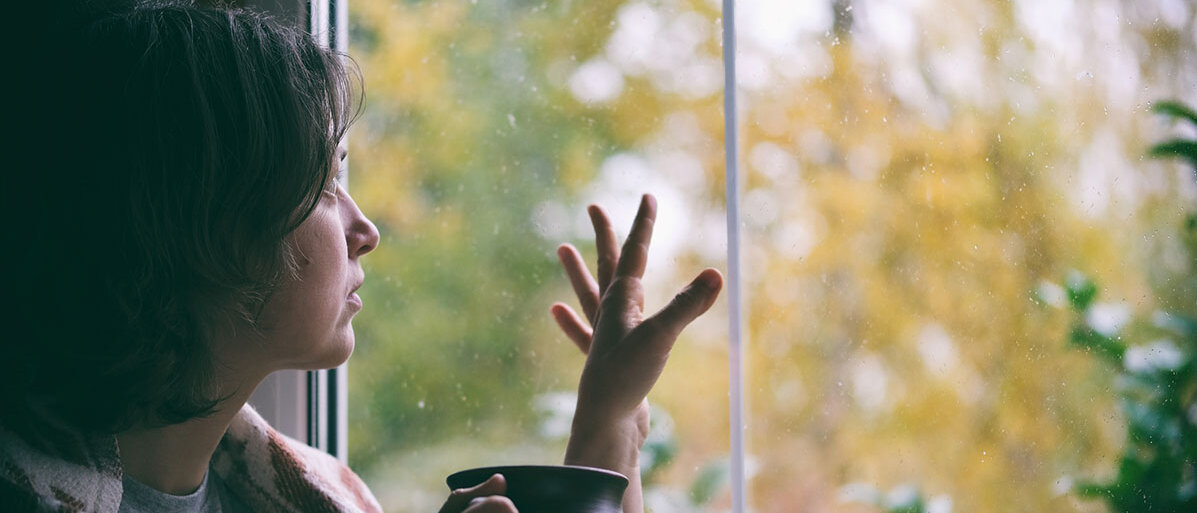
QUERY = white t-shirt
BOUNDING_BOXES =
[118,467,251,513]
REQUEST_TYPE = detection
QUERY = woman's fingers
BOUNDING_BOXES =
[463,497,518,513]
[637,269,723,343]
[588,204,619,293]
[438,474,509,513]
[614,194,657,280]
[556,244,600,322]
[550,303,593,354]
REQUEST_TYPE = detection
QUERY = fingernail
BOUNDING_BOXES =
[698,270,721,289]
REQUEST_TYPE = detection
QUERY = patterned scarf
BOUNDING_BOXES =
[0,405,382,513]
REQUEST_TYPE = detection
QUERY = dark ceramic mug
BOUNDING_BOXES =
[446,465,628,513]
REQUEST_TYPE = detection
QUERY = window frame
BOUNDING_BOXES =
[244,0,349,463]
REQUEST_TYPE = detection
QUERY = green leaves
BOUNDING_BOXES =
[1064,271,1099,312]
[1068,323,1125,363]
[639,406,679,482]
[687,461,729,507]
[1062,102,1197,511]
[1060,271,1197,512]
[1147,140,1197,167]
[1149,101,1197,171]
[1055,271,1124,363]
[1151,101,1197,126]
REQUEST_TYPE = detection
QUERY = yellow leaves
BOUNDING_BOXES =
[347,137,419,231]
[354,0,466,107]
[557,136,602,191]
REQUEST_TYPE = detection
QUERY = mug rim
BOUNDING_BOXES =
[446,464,629,490]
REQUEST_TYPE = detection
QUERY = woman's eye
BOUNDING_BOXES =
[324,173,343,194]
[325,154,347,194]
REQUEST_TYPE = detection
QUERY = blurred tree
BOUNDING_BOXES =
[343,0,1197,511]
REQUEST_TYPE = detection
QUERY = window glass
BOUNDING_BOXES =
[347,0,728,510]
[347,0,1197,511]
[736,0,1195,511]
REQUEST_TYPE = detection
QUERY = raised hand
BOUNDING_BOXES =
[552,194,722,513]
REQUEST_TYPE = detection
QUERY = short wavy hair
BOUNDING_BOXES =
[3,1,360,433]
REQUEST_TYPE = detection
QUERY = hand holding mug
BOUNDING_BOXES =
[438,474,518,513]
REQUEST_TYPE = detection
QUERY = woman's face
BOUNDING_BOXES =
[250,169,381,372]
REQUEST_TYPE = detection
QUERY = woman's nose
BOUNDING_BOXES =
[344,192,380,258]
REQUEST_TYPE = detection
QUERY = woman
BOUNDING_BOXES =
[1,2,722,512]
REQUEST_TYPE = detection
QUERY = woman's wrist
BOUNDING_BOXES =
[565,416,646,513]
[564,414,645,475]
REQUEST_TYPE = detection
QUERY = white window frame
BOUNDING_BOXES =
[244,0,350,463]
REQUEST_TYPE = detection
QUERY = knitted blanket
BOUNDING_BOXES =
[0,405,382,513]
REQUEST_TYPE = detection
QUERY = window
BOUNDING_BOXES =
[248,0,349,461]
[270,0,1196,511]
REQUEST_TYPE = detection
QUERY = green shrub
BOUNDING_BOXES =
[1061,100,1197,512]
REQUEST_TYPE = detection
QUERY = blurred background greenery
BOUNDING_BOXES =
[344,0,1196,511]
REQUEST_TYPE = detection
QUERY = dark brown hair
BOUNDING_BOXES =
[4,1,360,433]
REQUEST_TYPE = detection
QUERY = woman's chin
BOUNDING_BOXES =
[292,330,356,371]
[318,332,356,369]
